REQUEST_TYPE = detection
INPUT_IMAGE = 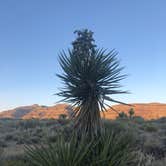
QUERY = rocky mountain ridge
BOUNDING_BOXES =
[0,103,166,120]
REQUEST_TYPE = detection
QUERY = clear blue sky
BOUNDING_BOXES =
[0,0,166,111]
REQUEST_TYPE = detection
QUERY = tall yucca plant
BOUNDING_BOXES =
[57,29,127,137]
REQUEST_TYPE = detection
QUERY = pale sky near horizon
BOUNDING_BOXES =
[0,0,166,111]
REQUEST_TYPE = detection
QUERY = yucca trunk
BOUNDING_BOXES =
[74,99,102,137]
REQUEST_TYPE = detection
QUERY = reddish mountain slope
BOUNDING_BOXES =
[0,104,68,119]
[105,103,166,120]
[0,103,166,120]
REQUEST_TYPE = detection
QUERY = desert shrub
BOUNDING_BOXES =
[34,127,43,135]
[134,150,154,166]
[133,116,145,124]
[57,118,70,125]
[143,137,165,159]
[47,135,57,143]
[161,136,166,148]
[2,160,27,166]
[155,117,166,124]
[25,130,135,166]
[0,148,3,164]
[3,119,19,129]
[0,147,27,166]
[0,140,7,147]
[5,134,14,141]
[29,136,40,144]
[16,139,25,145]
[42,122,74,144]
[102,119,127,133]
[153,157,166,166]
[143,124,158,132]
[59,114,67,120]
[18,119,42,130]
[103,119,140,135]
[45,119,58,126]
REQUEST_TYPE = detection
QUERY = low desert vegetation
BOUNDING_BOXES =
[0,118,166,165]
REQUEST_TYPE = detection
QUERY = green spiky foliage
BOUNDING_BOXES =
[25,131,135,166]
[57,29,127,137]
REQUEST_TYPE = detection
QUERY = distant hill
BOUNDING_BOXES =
[0,104,68,119]
[0,103,166,120]
[105,103,166,120]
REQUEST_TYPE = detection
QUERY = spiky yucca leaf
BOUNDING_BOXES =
[25,134,92,166]
[57,30,127,137]
[25,131,135,166]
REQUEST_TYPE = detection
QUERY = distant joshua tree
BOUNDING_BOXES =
[57,29,127,137]
[59,114,67,120]
[128,108,135,119]
[118,112,128,119]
